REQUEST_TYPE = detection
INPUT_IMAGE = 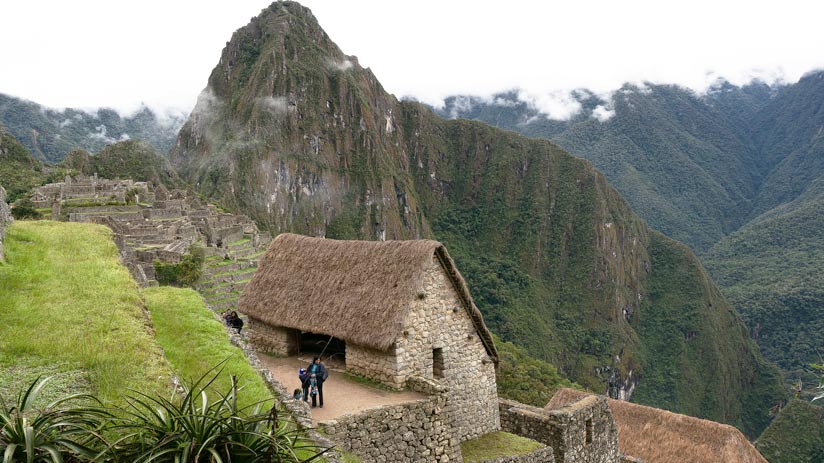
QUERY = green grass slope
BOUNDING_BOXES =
[0,221,170,403]
[756,400,824,463]
[144,286,273,408]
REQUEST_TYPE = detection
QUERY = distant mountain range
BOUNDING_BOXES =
[439,71,824,389]
[0,93,185,163]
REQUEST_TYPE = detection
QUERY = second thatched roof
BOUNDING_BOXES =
[546,388,767,463]
[239,233,498,363]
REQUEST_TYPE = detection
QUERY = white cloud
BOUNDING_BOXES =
[517,89,583,121]
[448,95,475,119]
[258,96,288,116]
[0,1,823,115]
[592,104,616,122]
[327,58,353,72]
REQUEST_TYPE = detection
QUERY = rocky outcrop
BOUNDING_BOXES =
[0,185,11,261]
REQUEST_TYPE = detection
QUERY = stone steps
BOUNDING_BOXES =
[200,279,250,298]
[227,239,253,252]
[229,247,259,259]
[198,268,257,288]
[201,260,256,278]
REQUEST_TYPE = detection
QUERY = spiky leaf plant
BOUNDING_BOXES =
[101,369,327,462]
[0,376,109,463]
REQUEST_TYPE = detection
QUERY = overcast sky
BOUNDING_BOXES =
[2,0,823,118]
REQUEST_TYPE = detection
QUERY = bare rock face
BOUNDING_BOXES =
[0,185,12,261]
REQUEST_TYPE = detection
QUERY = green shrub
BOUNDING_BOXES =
[11,198,41,220]
[154,245,205,287]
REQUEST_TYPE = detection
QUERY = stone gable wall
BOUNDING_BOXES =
[0,186,11,261]
[396,259,500,441]
[318,377,461,463]
[499,398,619,463]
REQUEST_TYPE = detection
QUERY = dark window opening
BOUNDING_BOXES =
[433,348,445,379]
[299,332,346,367]
[585,418,593,444]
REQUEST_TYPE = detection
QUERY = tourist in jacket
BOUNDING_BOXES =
[306,356,328,407]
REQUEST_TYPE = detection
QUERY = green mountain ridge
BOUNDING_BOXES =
[440,71,824,396]
[60,140,182,188]
[170,1,785,437]
[0,93,185,163]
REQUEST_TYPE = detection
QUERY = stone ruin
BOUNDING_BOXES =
[30,175,269,287]
[0,185,12,261]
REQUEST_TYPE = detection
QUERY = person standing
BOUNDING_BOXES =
[306,356,328,408]
[298,368,309,403]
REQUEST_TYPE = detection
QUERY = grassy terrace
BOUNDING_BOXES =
[0,221,272,409]
[144,286,273,408]
[0,221,170,403]
[460,431,545,462]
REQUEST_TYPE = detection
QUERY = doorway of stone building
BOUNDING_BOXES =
[299,331,346,368]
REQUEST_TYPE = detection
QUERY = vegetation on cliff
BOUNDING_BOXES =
[169,1,786,436]
[755,400,824,463]
[60,139,182,188]
[441,73,824,400]
[0,129,45,202]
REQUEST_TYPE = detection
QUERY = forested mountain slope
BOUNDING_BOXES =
[441,70,824,394]
[170,1,785,437]
[0,93,184,163]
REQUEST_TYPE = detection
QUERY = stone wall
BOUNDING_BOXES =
[397,259,500,441]
[248,318,300,355]
[346,343,402,387]
[0,186,11,261]
[476,447,555,463]
[318,377,461,463]
[499,398,619,463]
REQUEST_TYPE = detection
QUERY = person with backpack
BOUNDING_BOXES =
[306,356,328,408]
[298,368,309,403]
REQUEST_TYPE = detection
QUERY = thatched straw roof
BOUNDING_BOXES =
[546,389,766,463]
[239,233,498,363]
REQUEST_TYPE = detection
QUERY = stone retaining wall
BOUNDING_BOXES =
[0,186,11,261]
[248,318,300,355]
[319,377,461,463]
[476,446,555,463]
[499,398,619,463]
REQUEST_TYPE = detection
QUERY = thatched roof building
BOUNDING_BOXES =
[240,233,503,441]
[239,233,498,362]
[546,388,767,463]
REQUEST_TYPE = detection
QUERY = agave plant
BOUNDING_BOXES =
[101,370,327,462]
[0,376,109,463]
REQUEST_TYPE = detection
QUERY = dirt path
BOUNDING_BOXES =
[259,354,425,423]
